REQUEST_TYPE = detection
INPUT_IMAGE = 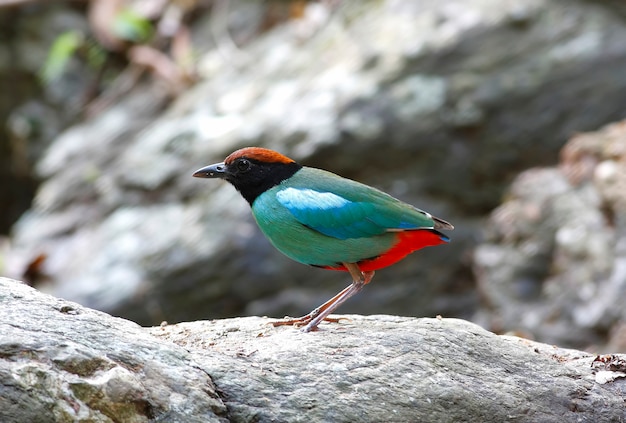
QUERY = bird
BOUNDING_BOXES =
[193,147,453,332]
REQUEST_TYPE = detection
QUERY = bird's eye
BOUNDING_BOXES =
[236,159,251,172]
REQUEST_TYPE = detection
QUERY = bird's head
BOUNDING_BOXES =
[193,147,303,204]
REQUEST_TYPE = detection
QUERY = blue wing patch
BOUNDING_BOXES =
[276,188,351,210]
[275,187,430,240]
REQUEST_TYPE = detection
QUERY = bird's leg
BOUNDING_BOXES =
[299,263,375,333]
[300,263,374,332]
[271,263,375,331]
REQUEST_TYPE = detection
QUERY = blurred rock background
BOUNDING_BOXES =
[1,0,626,352]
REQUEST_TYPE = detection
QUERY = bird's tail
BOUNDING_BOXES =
[433,216,454,231]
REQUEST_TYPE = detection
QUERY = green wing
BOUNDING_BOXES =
[273,168,440,240]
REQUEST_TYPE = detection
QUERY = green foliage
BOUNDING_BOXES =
[39,30,83,83]
[39,7,153,85]
[40,31,108,84]
[112,8,154,43]
[86,38,107,70]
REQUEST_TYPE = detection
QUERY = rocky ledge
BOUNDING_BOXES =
[1,277,624,423]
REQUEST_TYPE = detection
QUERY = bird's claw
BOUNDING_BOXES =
[270,315,346,329]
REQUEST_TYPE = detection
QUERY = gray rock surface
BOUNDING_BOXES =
[0,278,226,423]
[2,277,625,423]
[153,317,626,423]
[473,121,626,350]
[6,0,626,336]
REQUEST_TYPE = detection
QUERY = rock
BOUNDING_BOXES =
[1,277,625,423]
[7,0,626,329]
[473,120,626,350]
[0,278,226,423]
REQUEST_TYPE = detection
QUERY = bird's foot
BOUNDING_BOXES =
[270,314,345,330]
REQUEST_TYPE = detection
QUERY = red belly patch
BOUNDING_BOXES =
[323,229,448,272]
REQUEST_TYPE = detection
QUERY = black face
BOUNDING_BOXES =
[193,157,302,205]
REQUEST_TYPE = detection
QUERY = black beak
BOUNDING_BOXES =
[192,162,227,178]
